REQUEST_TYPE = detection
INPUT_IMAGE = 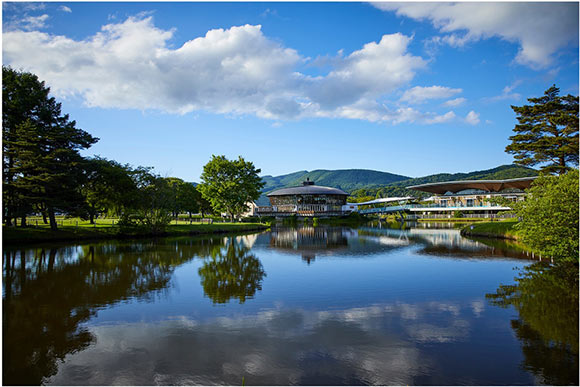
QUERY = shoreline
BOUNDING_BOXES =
[2,223,270,246]
[459,220,520,240]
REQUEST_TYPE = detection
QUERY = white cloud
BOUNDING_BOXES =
[3,15,454,125]
[443,97,466,107]
[424,111,456,124]
[59,6,72,13]
[465,110,480,125]
[307,33,427,109]
[13,14,50,30]
[484,82,522,103]
[373,2,579,68]
[400,85,462,104]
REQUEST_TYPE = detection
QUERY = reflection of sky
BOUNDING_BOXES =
[89,237,529,324]
[6,228,539,385]
[48,300,533,385]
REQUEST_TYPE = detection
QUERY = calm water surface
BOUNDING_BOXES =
[3,224,578,385]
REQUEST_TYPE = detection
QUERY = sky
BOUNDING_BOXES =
[2,2,579,181]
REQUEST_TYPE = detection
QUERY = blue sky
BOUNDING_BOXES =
[3,2,579,181]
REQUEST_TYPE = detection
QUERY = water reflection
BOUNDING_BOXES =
[3,225,577,385]
[199,239,266,304]
[487,262,579,385]
[269,227,349,264]
[268,225,531,262]
[45,301,487,385]
[2,236,252,385]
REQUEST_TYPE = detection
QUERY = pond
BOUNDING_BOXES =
[3,224,578,385]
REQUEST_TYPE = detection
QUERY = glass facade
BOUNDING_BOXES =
[269,194,347,207]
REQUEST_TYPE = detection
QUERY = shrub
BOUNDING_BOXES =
[453,210,464,218]
[512,170,579,262]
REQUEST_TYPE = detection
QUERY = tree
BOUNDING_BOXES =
[198,239,266,304]
[486,261,578,385]
[119,172,174,233]
[176,182,200,220]
[511,169,579,262]
[81,157,140,223]
[164,177,185,219]
[197,155,264,221]
[196,188,213,217]
[506,85,578,175]
[3,67,98,230]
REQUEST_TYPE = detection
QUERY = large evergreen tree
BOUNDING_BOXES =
[3,66,98,229]
[198,155,264,221]
[506,85,578,175]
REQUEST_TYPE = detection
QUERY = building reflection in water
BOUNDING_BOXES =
[268,226,350,264]
[268,224,533,263]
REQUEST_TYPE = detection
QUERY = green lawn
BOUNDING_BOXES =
[19,216,218,228]
[461,219,519,239]
[417,217,489,222]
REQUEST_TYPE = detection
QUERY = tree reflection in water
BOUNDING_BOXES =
[486,261,579,385]
[198,239,265,304]
[2,237,222,385]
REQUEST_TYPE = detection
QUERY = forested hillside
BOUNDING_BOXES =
[350,165,539,199]
[256,165,539,204]
[261,169,410,193]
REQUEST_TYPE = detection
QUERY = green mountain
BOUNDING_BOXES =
[350,164,540,199]
[261,169,410,193]
[256,164,539,205]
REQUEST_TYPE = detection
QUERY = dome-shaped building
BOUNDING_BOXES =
[257,179,349,217]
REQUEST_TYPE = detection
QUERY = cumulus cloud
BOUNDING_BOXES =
[3,15,456,125]
[373,2,579,68]
[400,85,462,104]
[307,33,427,109]
[59,5,72,13]
[443,97,466,107]
[465,110,480,125]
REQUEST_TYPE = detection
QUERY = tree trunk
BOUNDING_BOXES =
[89,212,94,224]
[48,207,58,231]
[41,208,48,224]
[47,249,56,272]
[20,250,26,289]
[560,157,566,175]
[20,215,27,227]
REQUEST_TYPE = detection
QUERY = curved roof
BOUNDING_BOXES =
[407,176,537,195]
[267,185,349,196]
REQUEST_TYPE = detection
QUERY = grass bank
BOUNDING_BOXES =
[460,219,519,240]
[418,217,490,223]
[3,222,270,245]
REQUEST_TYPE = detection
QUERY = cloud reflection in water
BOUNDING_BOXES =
[47,301,478,385]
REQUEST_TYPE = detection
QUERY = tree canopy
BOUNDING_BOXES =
[3,66,98,229]
[511,169,579,262]
[506,85,579,175]
[198,155,264,221]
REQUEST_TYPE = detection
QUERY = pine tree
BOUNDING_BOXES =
[506,85,579,175]
[3,67,98,229]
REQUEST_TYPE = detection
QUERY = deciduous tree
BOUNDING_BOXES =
[198,155,264,221]
[511,169,579,261]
